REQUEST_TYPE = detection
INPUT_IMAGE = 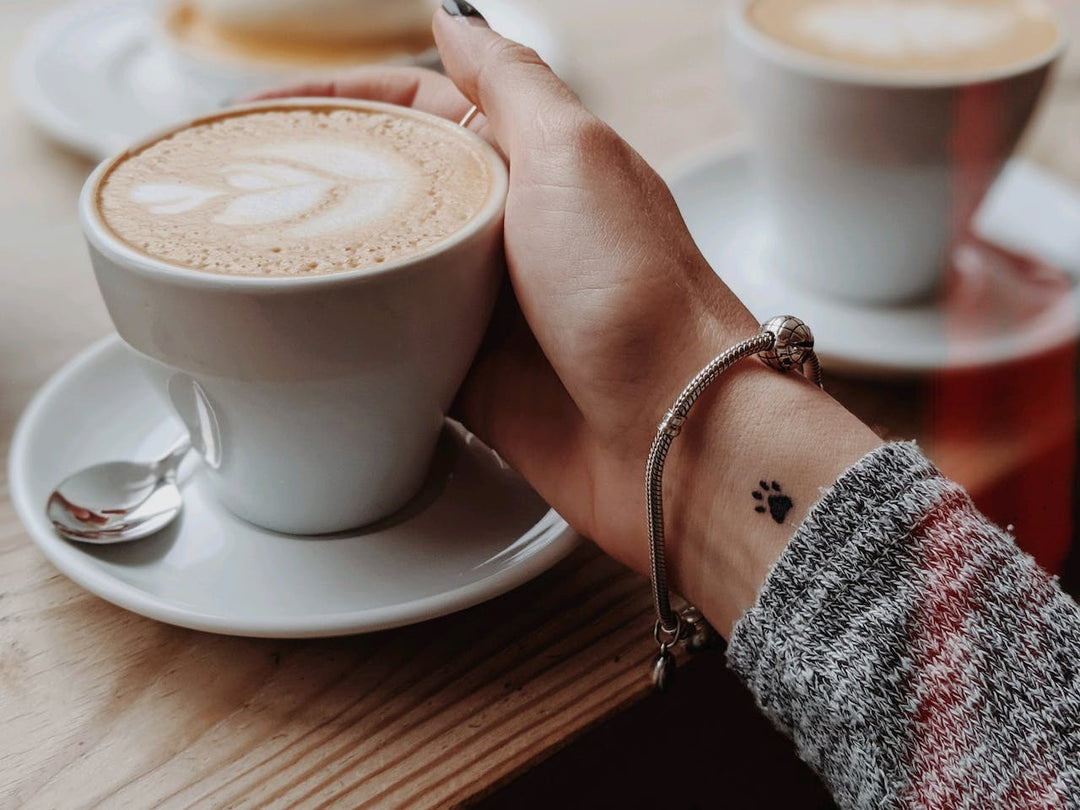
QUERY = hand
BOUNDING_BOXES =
[259,9,880,635]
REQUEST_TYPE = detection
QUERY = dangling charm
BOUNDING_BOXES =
[651,646,676,692]
[651,616,682,693]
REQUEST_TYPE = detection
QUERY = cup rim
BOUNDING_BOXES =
[726,0,1067,88]
[80,98,509,292]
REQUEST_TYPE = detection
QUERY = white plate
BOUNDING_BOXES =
[8,336,579,637]
[668,143,1080,375]
[14,0,573,161]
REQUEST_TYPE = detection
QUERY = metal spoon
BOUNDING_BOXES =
[46,437,192,543]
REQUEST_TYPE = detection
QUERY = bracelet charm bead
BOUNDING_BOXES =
[760,315,822,385]
[645,316,822,691]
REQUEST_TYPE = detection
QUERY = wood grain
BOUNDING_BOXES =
[1,504,659,809]
[2,0,1080,808]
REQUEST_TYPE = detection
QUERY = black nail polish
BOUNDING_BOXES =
[441,0,485,21]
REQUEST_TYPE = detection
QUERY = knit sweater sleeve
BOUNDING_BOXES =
[726,442,1080,809]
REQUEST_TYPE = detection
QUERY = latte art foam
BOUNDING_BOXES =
[747,0,1058,73]
[98,108,493,276]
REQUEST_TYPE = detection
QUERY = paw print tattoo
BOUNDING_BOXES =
[753,480,792,524]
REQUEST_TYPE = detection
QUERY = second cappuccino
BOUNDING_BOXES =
[729,0,1062,305]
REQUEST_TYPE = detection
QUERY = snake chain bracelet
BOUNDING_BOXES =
[646,315,822,691]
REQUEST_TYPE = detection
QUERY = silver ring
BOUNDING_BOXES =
[458,104,479,128]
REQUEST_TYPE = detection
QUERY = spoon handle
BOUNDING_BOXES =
[155,436,193,480]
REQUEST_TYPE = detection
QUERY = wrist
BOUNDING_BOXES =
[662,338,881,637]
[579,293,880,638]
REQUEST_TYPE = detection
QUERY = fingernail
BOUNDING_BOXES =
[441,0,487,24]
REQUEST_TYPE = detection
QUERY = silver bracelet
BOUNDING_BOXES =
[646,315,822,691]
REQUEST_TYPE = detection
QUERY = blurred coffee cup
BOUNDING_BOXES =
[727,0,1065,306]
[158,0,439,104]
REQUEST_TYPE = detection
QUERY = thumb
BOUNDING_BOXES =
[433,1,583,156]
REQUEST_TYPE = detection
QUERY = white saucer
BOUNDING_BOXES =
[8,336,578,637]
[14,0,573,161]
[667,143,1080,375]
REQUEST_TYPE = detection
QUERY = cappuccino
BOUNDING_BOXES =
[82,99,508,532]
[746,0,1059,73]
[98,106,494,277]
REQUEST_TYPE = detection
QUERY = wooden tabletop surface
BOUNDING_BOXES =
[3,1,1080,808]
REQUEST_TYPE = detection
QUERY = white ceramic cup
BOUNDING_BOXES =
[80,99,508,535]
[726,0,1064,306]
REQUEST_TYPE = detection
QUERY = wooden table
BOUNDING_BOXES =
[3,2,1080,808]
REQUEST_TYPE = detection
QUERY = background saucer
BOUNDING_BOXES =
[14,0,573,161]
[667,143,1080,375]
[8,336,579,637]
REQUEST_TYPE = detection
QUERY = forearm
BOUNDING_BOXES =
[726,442,1080,808]
[648,333,1080,805]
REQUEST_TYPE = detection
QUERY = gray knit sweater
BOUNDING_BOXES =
[727,442,1080,809]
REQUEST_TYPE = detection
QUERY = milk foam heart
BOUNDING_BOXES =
[747,0,1058,73]
[97,108,493,277]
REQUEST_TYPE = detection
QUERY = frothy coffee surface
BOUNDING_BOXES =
[746,0,1058,73]
[98,107,492,277]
